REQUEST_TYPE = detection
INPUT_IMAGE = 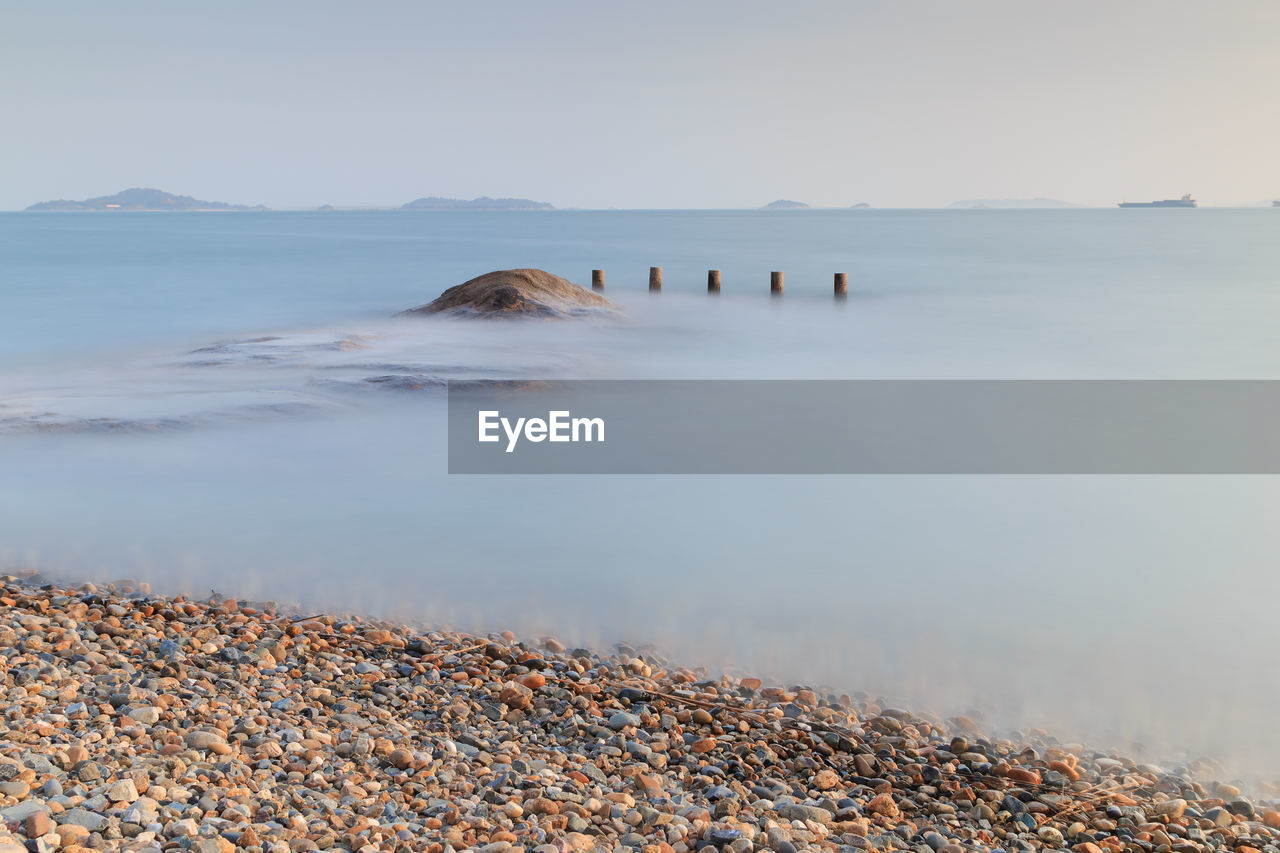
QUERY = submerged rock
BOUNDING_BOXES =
[400,268,617,318]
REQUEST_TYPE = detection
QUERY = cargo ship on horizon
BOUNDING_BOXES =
[1118,193,1197,208]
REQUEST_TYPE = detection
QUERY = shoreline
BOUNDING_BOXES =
[2,573,1278,853]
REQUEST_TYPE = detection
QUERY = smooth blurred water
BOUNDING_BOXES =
[2,210,1279,786]
[5,209,1279,372]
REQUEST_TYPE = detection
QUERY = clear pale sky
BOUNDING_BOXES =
[3,0,1277,209]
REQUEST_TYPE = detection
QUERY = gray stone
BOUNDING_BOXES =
[122,798,160,826]
[22,756,55,775]
[58,807,111,832]
[580,762,607,784]
[0,800,51,823]
[923,833,948,851]
[608,712,641,731]
[777,803,834,825]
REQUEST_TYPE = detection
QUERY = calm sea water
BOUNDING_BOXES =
[2,210,1279,784]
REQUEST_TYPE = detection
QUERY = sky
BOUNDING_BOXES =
[2,0,1278,210]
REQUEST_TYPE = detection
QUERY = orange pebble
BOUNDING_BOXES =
[1007,767,1041,785]
[1050,760,1080,781]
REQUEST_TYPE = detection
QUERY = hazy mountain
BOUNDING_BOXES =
[26,187,268,211]
[761,199,809,209]
[946,197,1082,209]
[850,202,871,208]
[401,196,554,211]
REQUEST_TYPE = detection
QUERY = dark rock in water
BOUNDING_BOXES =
[399,268,618,319]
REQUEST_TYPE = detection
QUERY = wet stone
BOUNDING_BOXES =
[0,576,1273,853]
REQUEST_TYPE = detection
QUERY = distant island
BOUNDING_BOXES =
[26,188,269,212]
[401,196,554,211]
[759,200,870,209]
[946,197,1082,209]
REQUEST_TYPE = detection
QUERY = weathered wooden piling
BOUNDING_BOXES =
[579,266,854,298]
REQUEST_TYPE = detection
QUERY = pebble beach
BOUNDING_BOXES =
[2,573,1278,853]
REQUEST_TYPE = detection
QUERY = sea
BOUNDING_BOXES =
[2,209,1279,785]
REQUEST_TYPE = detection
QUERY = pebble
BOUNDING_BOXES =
[0,801,48,823]
[125,706,161,725]
[58,807,109,832]
[105,779,138,803]
[184,730,227,750]
[609,711,642,730]
[0,574,1275,853]
[777,803,834,825]
[24,812,52,839]
[55,825,89,847]
[0,781,30,798]
[1039,826,1065,844]
[813,768,840,790]
[1155,798,1188,819]
[1007,767,1042,785]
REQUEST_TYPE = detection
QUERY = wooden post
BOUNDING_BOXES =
[771,271,784,295]
[834,272,848,297]
[591,270,604,291]
[708,270,721,293]
[649,266,662,292]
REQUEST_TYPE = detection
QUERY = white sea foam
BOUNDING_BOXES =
[4,211,1280,789]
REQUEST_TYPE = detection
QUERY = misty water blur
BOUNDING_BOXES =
[2,210,1279,787]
